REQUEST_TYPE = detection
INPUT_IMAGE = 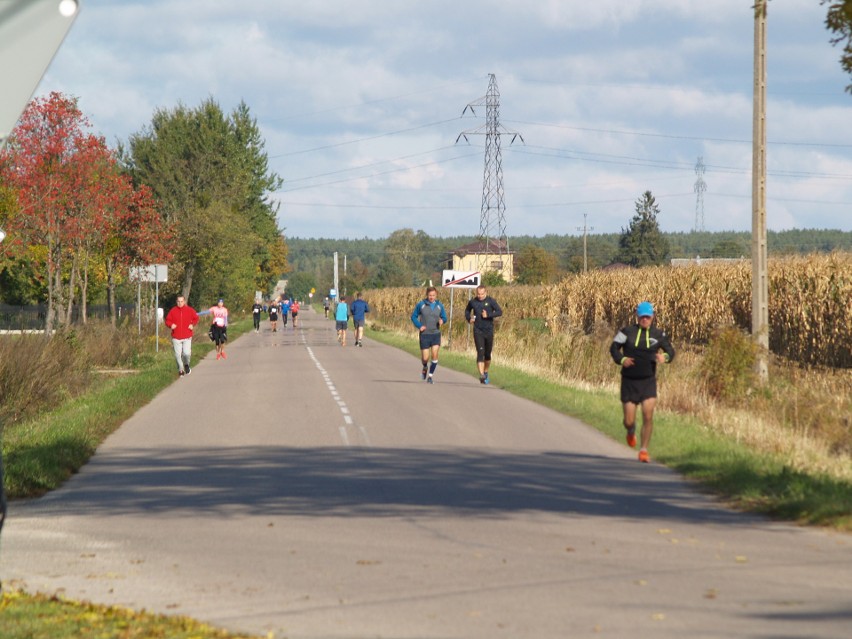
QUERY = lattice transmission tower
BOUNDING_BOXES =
[694,156,707,232]
[457,74,523,280]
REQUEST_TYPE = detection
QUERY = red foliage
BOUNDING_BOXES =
[0,92,174,325]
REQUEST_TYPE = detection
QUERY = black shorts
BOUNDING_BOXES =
[473,331,494,362]
[336,320,348,331]
[210,324,227,345]
[620,376,657,404]
[419,332,441,350]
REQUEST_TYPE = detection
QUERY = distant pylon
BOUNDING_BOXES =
[457,74,523,281]
[694,157,707,232]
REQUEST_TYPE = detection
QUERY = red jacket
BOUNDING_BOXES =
[165,304,199,340]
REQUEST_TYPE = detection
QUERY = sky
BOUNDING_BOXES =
[32,0,852,240]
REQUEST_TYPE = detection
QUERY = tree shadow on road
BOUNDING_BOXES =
[23,446,758,527]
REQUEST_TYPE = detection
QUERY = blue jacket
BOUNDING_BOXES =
[350,298,369,321]
[411,299,447,335]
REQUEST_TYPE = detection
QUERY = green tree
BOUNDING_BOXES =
[516,244,559,284]
[124,98,286,307]
[711,239,745,258]
[615,191,670,267]
[285,271,316,302]
[377,228,434,287]
[823,0,852,92]
[481,270,506,287]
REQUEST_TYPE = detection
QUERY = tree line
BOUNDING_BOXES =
[0,93,287,329]
[285,192,852,299]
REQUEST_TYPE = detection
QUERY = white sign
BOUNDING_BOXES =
[442,270,480,289]
[129,264,168,283]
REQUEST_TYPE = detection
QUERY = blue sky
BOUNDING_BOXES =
[36,0,852,239]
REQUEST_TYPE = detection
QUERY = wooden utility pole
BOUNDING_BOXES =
[752,0,769,381]
[577,213,593,273]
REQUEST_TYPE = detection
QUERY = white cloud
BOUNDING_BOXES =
[29,0,852,239]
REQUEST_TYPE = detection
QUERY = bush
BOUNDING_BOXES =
[700,325,759,401]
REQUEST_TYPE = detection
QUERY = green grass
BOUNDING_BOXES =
[365,325,852,530]
[0,591,262,639]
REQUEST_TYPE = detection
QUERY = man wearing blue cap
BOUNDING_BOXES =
[610,301,675,463]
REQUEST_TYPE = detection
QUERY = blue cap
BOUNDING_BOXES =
[637,301,654,317]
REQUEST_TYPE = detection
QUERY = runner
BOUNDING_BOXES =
[205,298,229,360]
[164,295,199,377]
[268,300,279,333]
[350,292,369,347]
[464,285,503,384]
[280,297,290,328]
[290,299,300,328]
[251,300,263,333]
[609,301,675,463]
[411,286,447,384]
[335,296,349,346]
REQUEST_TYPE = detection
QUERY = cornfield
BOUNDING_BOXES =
[543,253,852,368]
[364,253,852,369]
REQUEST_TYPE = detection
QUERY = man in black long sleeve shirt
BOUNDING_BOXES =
[465,285,503,385]
[610,301,675,463]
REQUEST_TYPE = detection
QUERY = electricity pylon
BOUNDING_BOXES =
[694,157,707,232]
[457,74,523,281]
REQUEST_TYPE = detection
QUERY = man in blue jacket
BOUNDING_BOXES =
[350,292,370,347]
[411,286,447,384]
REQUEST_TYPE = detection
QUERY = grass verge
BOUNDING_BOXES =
[0,591,262,639]
[365,325,852,531]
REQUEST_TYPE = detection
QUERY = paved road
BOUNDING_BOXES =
[2,309,851,639]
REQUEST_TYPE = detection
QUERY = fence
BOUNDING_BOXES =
[0,304,139,332]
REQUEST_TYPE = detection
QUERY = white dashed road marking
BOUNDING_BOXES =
[304,342,370,447]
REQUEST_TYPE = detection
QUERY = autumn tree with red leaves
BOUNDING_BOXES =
[0,92,174,329]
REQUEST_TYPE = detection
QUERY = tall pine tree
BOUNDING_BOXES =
[616,191,670,267]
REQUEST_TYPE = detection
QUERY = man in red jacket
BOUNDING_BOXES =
[164,295,199,377]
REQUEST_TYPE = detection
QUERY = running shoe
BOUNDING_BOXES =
[427,375,434,384]
[421,367,428,381]
[480,376,486,384]
[221,352,227,359]
[216,353,221,360]
[178,370,185,378]
[185,365,191,376]
[626,426,637,448]
[484,372,490,385]
[638,449,650,463]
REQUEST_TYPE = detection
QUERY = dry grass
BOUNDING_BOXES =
[0,320,150,429]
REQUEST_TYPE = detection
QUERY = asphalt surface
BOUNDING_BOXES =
[2,308,851,639]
